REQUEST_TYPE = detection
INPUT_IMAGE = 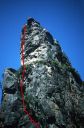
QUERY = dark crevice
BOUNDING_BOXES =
[46,116,56,124]
[45,32,54,45]
[70,112,79,128]
[7,68,16,73]
[25,44,40,56]
[47,88,55,98]
[4,88,16,94]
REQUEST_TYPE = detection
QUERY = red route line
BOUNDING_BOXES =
[20,25,40,128]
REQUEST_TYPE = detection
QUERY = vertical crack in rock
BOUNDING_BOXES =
[0,18,84,128]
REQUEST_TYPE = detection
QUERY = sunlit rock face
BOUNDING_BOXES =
[20,18,71,66]
[0,18,84,128]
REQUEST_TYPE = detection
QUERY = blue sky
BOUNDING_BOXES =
[0,0,84,103]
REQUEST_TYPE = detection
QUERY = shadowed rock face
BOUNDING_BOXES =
[0,18,84,128]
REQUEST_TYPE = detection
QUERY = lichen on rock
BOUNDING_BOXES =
[0,18,84,128]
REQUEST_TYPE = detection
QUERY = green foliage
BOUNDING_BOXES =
[51,60,82,85]
[54,39,58,45]
[46,59,82,84]
[48,51,52,58]
[82,81,84,86]
[68,67,82,85]
[34,60,47,65]
[51,60,59,66]
[51,60,66,70]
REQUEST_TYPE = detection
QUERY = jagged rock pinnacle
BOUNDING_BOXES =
[0,18,84,128]
[20,18,71,67]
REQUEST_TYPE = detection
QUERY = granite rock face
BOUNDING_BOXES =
[0,18,84,128]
